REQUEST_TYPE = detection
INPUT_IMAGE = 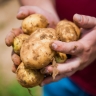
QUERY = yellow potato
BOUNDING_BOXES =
[22,14,49,35]
[56,20,80,42]
[54,20,80,64]
[16,62,44,88]
[20,28,58,69]
[55,52,67,63]
[13,34,29,54]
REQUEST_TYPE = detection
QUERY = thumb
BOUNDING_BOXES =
[16,6,45,19]
[51,41,84,55]
[73,14,96,29]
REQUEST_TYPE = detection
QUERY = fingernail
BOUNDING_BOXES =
[52,43,57,49]
[75,14,81,22]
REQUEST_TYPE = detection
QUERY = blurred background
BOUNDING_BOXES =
[0,0,42,96]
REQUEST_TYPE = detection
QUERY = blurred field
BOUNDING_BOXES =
[0,0,42,96]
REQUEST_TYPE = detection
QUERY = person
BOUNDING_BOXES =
[5,0,96,96]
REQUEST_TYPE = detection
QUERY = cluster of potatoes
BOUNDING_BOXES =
[12,14,80,88]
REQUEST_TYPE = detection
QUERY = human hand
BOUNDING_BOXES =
[5,6,59,73]
[41,14,96,86]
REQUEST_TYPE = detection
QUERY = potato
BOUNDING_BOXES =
[29,28,57,41]
[56,20,80,42]
[20,28,58,69]
[54,20,80,63]
[13,34,29,54]
[22,14,49,35]
[16,62,44,88]
[55,52,67,63]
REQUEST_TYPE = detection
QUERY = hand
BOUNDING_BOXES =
[5,6,59,73]
[41,14,96,86]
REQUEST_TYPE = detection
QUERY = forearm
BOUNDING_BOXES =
[18,0,59,22]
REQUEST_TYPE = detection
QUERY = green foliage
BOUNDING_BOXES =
[0,80,42,96]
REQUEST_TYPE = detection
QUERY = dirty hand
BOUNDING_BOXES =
[41,14,96,86]
[5,6,59,73]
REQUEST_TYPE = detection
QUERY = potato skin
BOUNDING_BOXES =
[29,28,57,41]
[13,34,29,54]
[22,14,49,35]
[16,62,44,88]
[56,20,80,42]
[55,52,67,63]
[20,28,58,69]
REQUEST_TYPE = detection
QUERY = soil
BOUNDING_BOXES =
[0,0,22,82]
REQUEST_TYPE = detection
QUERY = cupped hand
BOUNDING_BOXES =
[41,14,96,86]
[5,6,59,73]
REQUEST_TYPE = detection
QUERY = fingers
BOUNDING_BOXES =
[51,40,84,55]
[11,51,21,73]
[73,14,96,29]
[5,28,23,46]
[11,51,21,66]
[12,64,18,73]
[41,74,64,86]
[41,57,81,75]
[17,6,44,19]
[41,57,81,85]
[5,28,22,73]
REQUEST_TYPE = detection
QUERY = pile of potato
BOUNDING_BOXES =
[12,14,80,88]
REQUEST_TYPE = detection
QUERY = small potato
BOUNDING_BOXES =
[22,14,49,35]
[13,34,29,54]
[56,20,80,42]
[20,28,58,69]
[55,52,67,63]
[16,62,44,88]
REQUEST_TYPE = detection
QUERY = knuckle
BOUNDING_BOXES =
[79,45,91,65]
[81,15,89,26]
[71,42,84,54]
[5,33,14,46]
[81,15,96,28]
[85,16,90,26]
[11,54,21,65]
[11,28,22,36]
[69,42,79,54]
[70,45,78,54]
[84,44,91,53]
